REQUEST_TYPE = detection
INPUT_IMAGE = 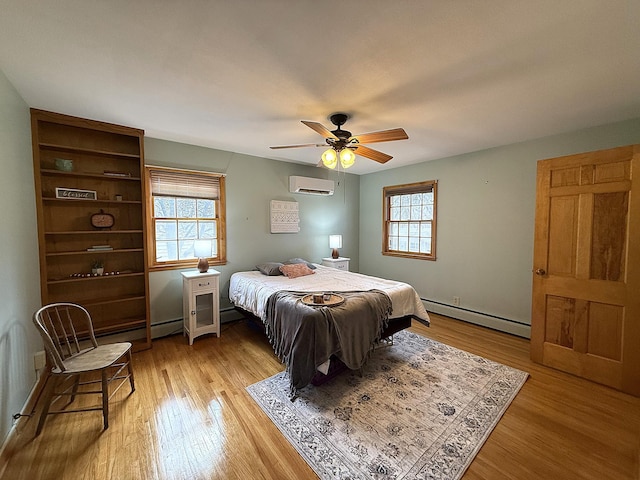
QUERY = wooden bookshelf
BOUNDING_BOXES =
[30,109,151,350]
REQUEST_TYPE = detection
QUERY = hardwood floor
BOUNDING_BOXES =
[2,314,639,480]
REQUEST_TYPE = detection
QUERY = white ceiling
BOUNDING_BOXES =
[1,1,639,174]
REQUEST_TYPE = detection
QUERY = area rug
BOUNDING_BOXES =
[247,330,528,480]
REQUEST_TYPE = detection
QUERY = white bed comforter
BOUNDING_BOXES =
[229,264,430,323]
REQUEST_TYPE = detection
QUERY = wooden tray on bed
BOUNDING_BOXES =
[301,293,345,307]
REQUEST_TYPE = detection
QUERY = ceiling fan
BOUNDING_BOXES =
[270,113,408,169]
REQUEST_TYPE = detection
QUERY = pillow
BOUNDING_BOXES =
[256,262,284,276]
[284,257,317,269]
[279,263,316,278]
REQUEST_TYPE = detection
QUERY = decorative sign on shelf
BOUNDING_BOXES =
[55,187,97,200]
[270,200,300,233]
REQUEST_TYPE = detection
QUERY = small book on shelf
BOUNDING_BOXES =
[103,170,132,177]
[87,245,113,251]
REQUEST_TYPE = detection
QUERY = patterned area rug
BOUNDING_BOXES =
[247,330,528,480]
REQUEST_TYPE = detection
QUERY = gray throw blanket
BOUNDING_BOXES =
[264,289,393,397]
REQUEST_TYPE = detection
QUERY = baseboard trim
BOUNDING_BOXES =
[151,319,183,339]
[424,301,531,338]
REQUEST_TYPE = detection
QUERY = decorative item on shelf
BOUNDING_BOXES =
[90,209,115,229]
[54,158,74,172]
[55,187,97,200]
[115,194,123,201]
[329,234,342,259]
[194,240,211,273]
[69,270,120,279]
[91,259,104,276]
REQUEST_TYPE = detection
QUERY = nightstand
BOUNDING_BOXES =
[181,269,220,345]
[321,257,350,271]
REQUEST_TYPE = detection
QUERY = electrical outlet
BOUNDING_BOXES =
[453,296,461,307]
[34,351,46,370]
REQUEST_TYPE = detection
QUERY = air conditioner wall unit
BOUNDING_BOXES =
[289,176,335,196]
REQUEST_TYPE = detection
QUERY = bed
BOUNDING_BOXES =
[230,263,430,396]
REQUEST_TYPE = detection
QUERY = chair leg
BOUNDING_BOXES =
[69,374,81,405]
[101,369,109,430]
[126,350,135,393]
[35,374,58,437]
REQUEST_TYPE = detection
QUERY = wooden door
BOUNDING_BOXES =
[531,145,640,396]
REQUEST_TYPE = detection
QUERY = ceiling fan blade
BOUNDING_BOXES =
[353,145,393,164]
[301,121,338,139]
[351,128,408,144]
[270,143,325,150]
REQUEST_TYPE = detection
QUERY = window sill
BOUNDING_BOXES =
[382,251,436,261]
[149,259,227,272]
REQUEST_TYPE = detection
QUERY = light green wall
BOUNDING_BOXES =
[145,138,360,327]
[359,118,640,335]
[0,70,42,445]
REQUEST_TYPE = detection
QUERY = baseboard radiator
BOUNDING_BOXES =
[151,307,244,340]
[423,300,531,339]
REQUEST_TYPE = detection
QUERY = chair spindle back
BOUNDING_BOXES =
[33,303,99,372]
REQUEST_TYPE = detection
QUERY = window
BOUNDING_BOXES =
[383,180,437,260]
[146,166,226,270]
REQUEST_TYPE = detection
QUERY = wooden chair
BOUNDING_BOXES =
[32,302,135,436]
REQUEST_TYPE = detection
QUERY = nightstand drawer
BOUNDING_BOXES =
[321,257,350,272]
[192,278,217,293]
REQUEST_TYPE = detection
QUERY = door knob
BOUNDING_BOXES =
[535,268,546,276]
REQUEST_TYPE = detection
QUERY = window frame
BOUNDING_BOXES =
[382,180,437,261]
[145,166,226,271]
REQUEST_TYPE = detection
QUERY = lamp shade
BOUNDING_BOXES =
[339,148,355,168]
[329,234,342,259]
[329,235,342,249]
[194,240,211,273]
[321,148,338,169]
[194,240,212,258]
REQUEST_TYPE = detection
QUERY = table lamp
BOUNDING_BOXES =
[329,234,342,259]
[194,240,211,273]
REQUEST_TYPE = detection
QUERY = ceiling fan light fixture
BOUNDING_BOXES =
[339,148,355,168]
[273,114,407,169]
[321,148,338,169]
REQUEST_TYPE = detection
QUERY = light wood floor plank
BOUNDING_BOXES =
[1,314,638,479]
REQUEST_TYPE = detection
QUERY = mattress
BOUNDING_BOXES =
[229,264,430,323]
